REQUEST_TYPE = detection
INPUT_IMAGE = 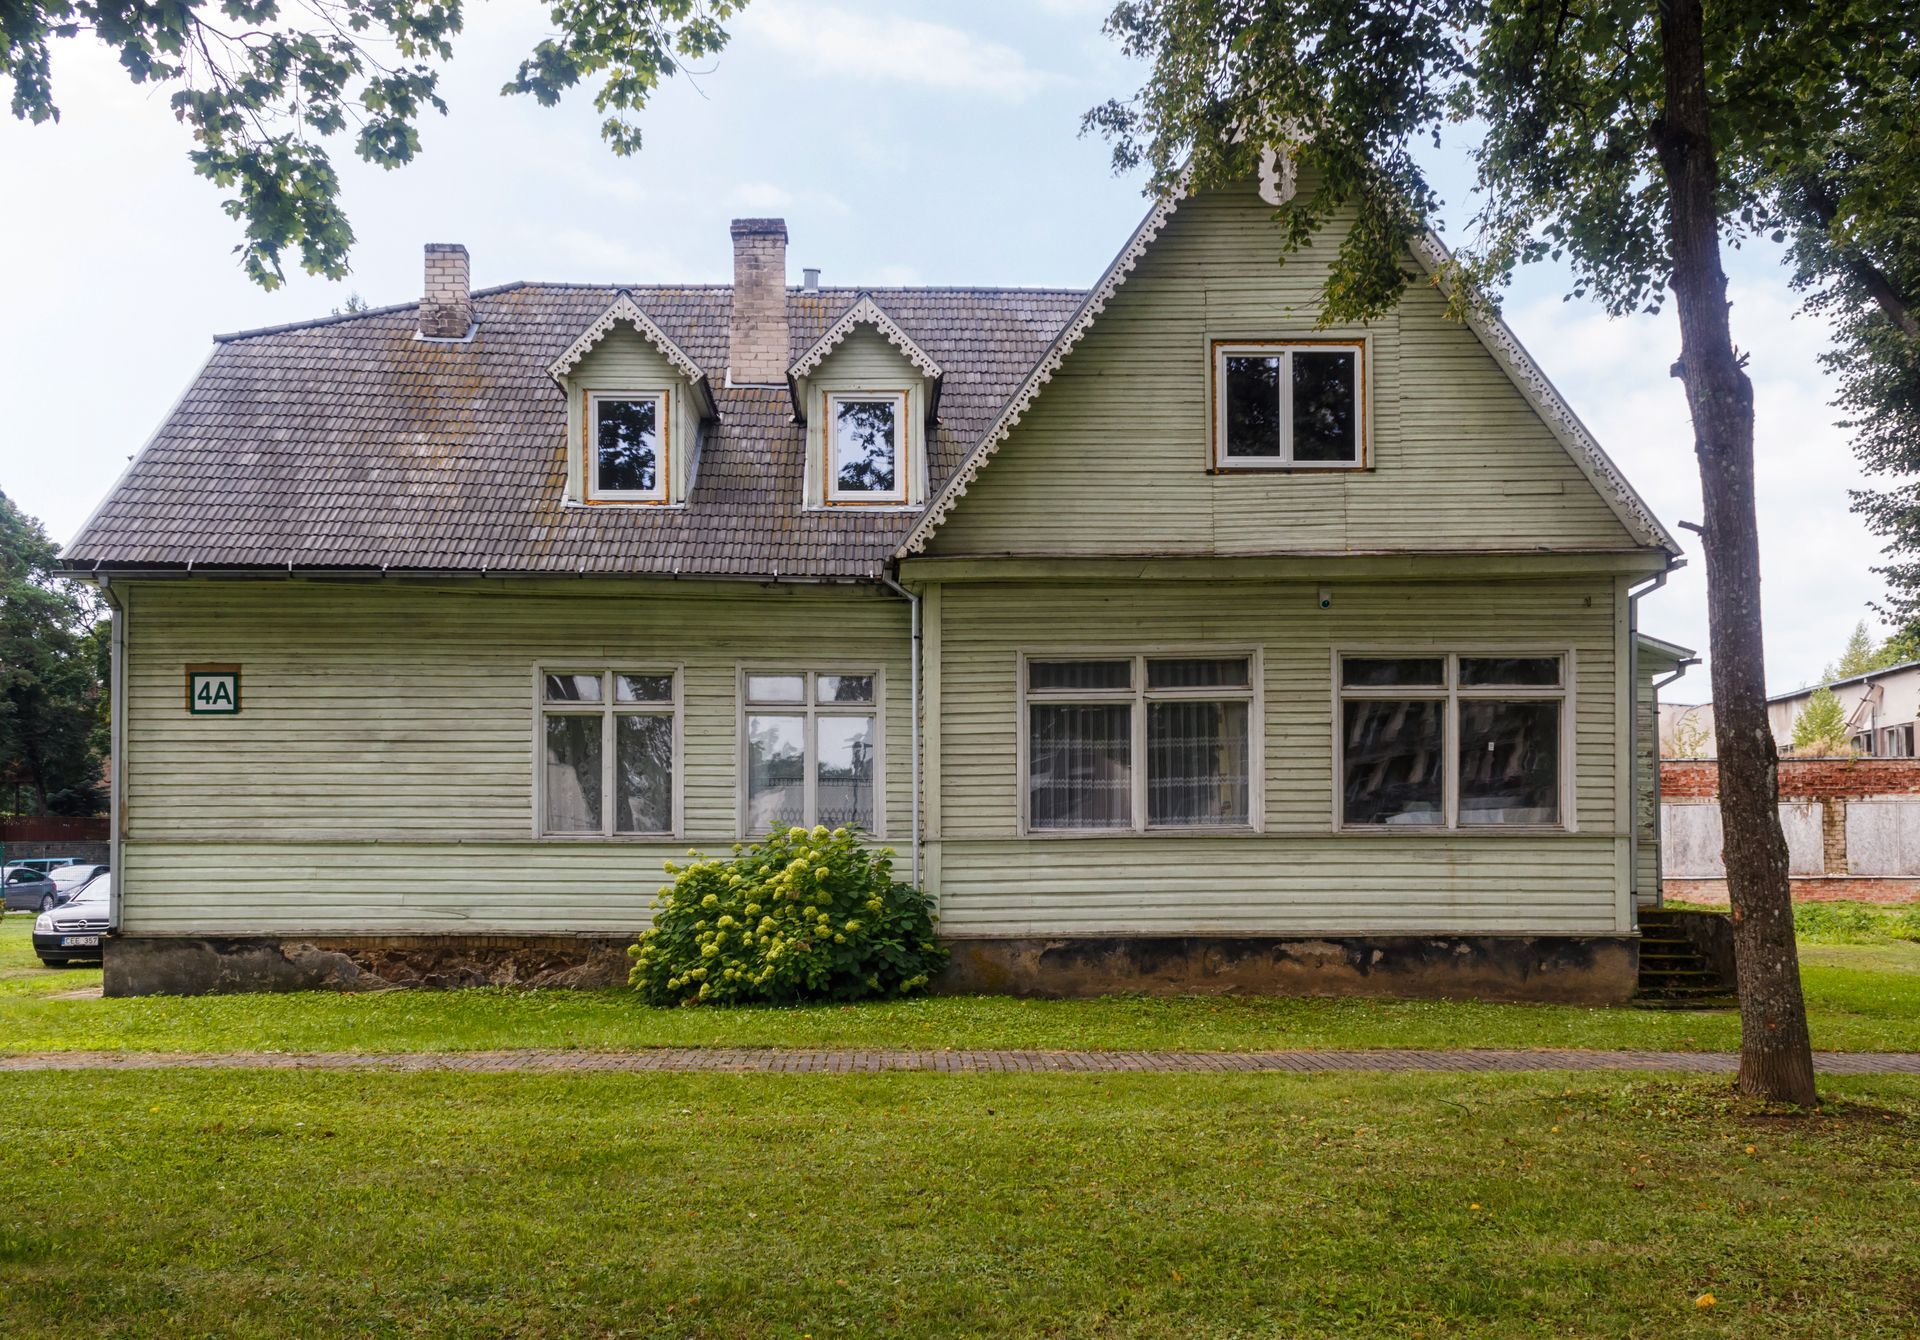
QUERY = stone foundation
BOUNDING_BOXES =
[103,934,635,997]
[933,934,1639,1005]
[104,931,1640,1003]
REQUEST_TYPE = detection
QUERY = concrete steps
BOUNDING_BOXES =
[1634,909,1736,1008]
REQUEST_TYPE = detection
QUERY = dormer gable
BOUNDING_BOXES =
[547,293,717,507]
[789,295,940,510]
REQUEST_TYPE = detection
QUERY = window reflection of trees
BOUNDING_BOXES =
[597,398,658,491]
[1292,352,1355,461]
[833,399,897,492]
[616,715,674,833]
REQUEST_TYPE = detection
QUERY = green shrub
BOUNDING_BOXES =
[628,826,946,1005]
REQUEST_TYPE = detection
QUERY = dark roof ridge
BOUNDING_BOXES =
[474,280,1090,296]
[209,279,1090,345]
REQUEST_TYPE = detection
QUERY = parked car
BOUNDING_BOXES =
[3,866,59,914]
[48,863,108,898]
[34,874,110,966]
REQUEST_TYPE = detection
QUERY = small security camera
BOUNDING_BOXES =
[1317,586,1333,610]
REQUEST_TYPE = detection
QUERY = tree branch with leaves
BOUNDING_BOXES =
[2,0,745,287]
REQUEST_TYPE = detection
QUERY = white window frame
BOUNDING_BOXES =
[1017,650,1264,837]
[584,389,670,504]
[533,667,683,838]
[1331,650,1576,833]
[1211,339,1368,470]
[736,667,887,837]
[823,391,909,505]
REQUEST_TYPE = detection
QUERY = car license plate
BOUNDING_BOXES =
[60,935,99,948]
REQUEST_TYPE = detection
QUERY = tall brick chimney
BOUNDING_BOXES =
[729,218,789,385]
[420,243,472,339]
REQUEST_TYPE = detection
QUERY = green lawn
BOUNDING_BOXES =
[3,911,1918,1055]
[1,1068,1915,1338]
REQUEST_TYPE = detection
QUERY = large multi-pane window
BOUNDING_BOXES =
[1337,653,1568,829]
[1213,340,1365,468]
[540,669,678,836]
[1024,654,1256,833]
[742,671,881,835]
[585,390,668,503]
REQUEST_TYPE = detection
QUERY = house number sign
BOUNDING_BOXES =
[186,665,242,715]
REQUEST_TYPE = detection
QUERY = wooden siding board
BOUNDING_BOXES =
[119,577,911,934]
[932,574,1625,936]
[927,188,1640,559]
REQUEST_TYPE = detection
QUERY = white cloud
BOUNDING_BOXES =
[729,182,852,217]
[747,6,1059,101]
[731,181,796,210]
[543,229,686,281]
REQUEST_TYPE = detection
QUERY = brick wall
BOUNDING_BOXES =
[1660,757,1920,903]
[728,218,789,384]
[1661,757,1920,800]
[1,816,109,843]
[419,243,472,339]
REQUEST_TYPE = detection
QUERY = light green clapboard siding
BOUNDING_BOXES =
[927,187,1639,557]
[933,837,1623,936]
[930,574,1629,936]
[562,326,701,502]
[119,578,910,934]
[1635,656,1660,906]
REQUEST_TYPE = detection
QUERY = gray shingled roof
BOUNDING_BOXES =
[62,283,1085,578]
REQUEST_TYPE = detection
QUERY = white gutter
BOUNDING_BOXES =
[878,574,922,888]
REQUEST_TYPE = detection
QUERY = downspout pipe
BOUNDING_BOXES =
[878,574,922,888]
[97,576,127,934]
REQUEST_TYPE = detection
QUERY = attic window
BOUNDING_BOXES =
[1213,341,1364,469]
[587,390,668,503]
[825,393,906,504]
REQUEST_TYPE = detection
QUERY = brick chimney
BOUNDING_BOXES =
[729,218,789,384]
[420,243,472,339]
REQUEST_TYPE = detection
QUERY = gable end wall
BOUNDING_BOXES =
[927,188,1642,558]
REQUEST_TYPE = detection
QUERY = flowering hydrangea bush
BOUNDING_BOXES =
[628,826,946,1005]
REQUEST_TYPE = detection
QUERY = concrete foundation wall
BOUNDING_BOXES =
[1,840,110,864]
[935,934,1639,1005]
[104,934,634,996]
[104,931,1639,1003]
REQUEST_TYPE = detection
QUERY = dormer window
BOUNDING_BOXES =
[547,294,716,508]
[1212,340,1365,469]
[826,392,906,504]
[588,391,668,503]
[788,295,940,511]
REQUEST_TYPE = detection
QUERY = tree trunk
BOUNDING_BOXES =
[1653,0,1817,1104]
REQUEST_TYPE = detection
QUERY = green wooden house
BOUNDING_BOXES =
[62,179,1688,1000]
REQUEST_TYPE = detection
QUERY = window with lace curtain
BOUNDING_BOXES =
[1023,654,1258,834]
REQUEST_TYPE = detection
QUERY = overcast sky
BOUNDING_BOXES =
[0,0,1892,697]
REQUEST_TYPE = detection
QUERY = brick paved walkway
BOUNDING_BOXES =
[3,1048,1918,1075]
